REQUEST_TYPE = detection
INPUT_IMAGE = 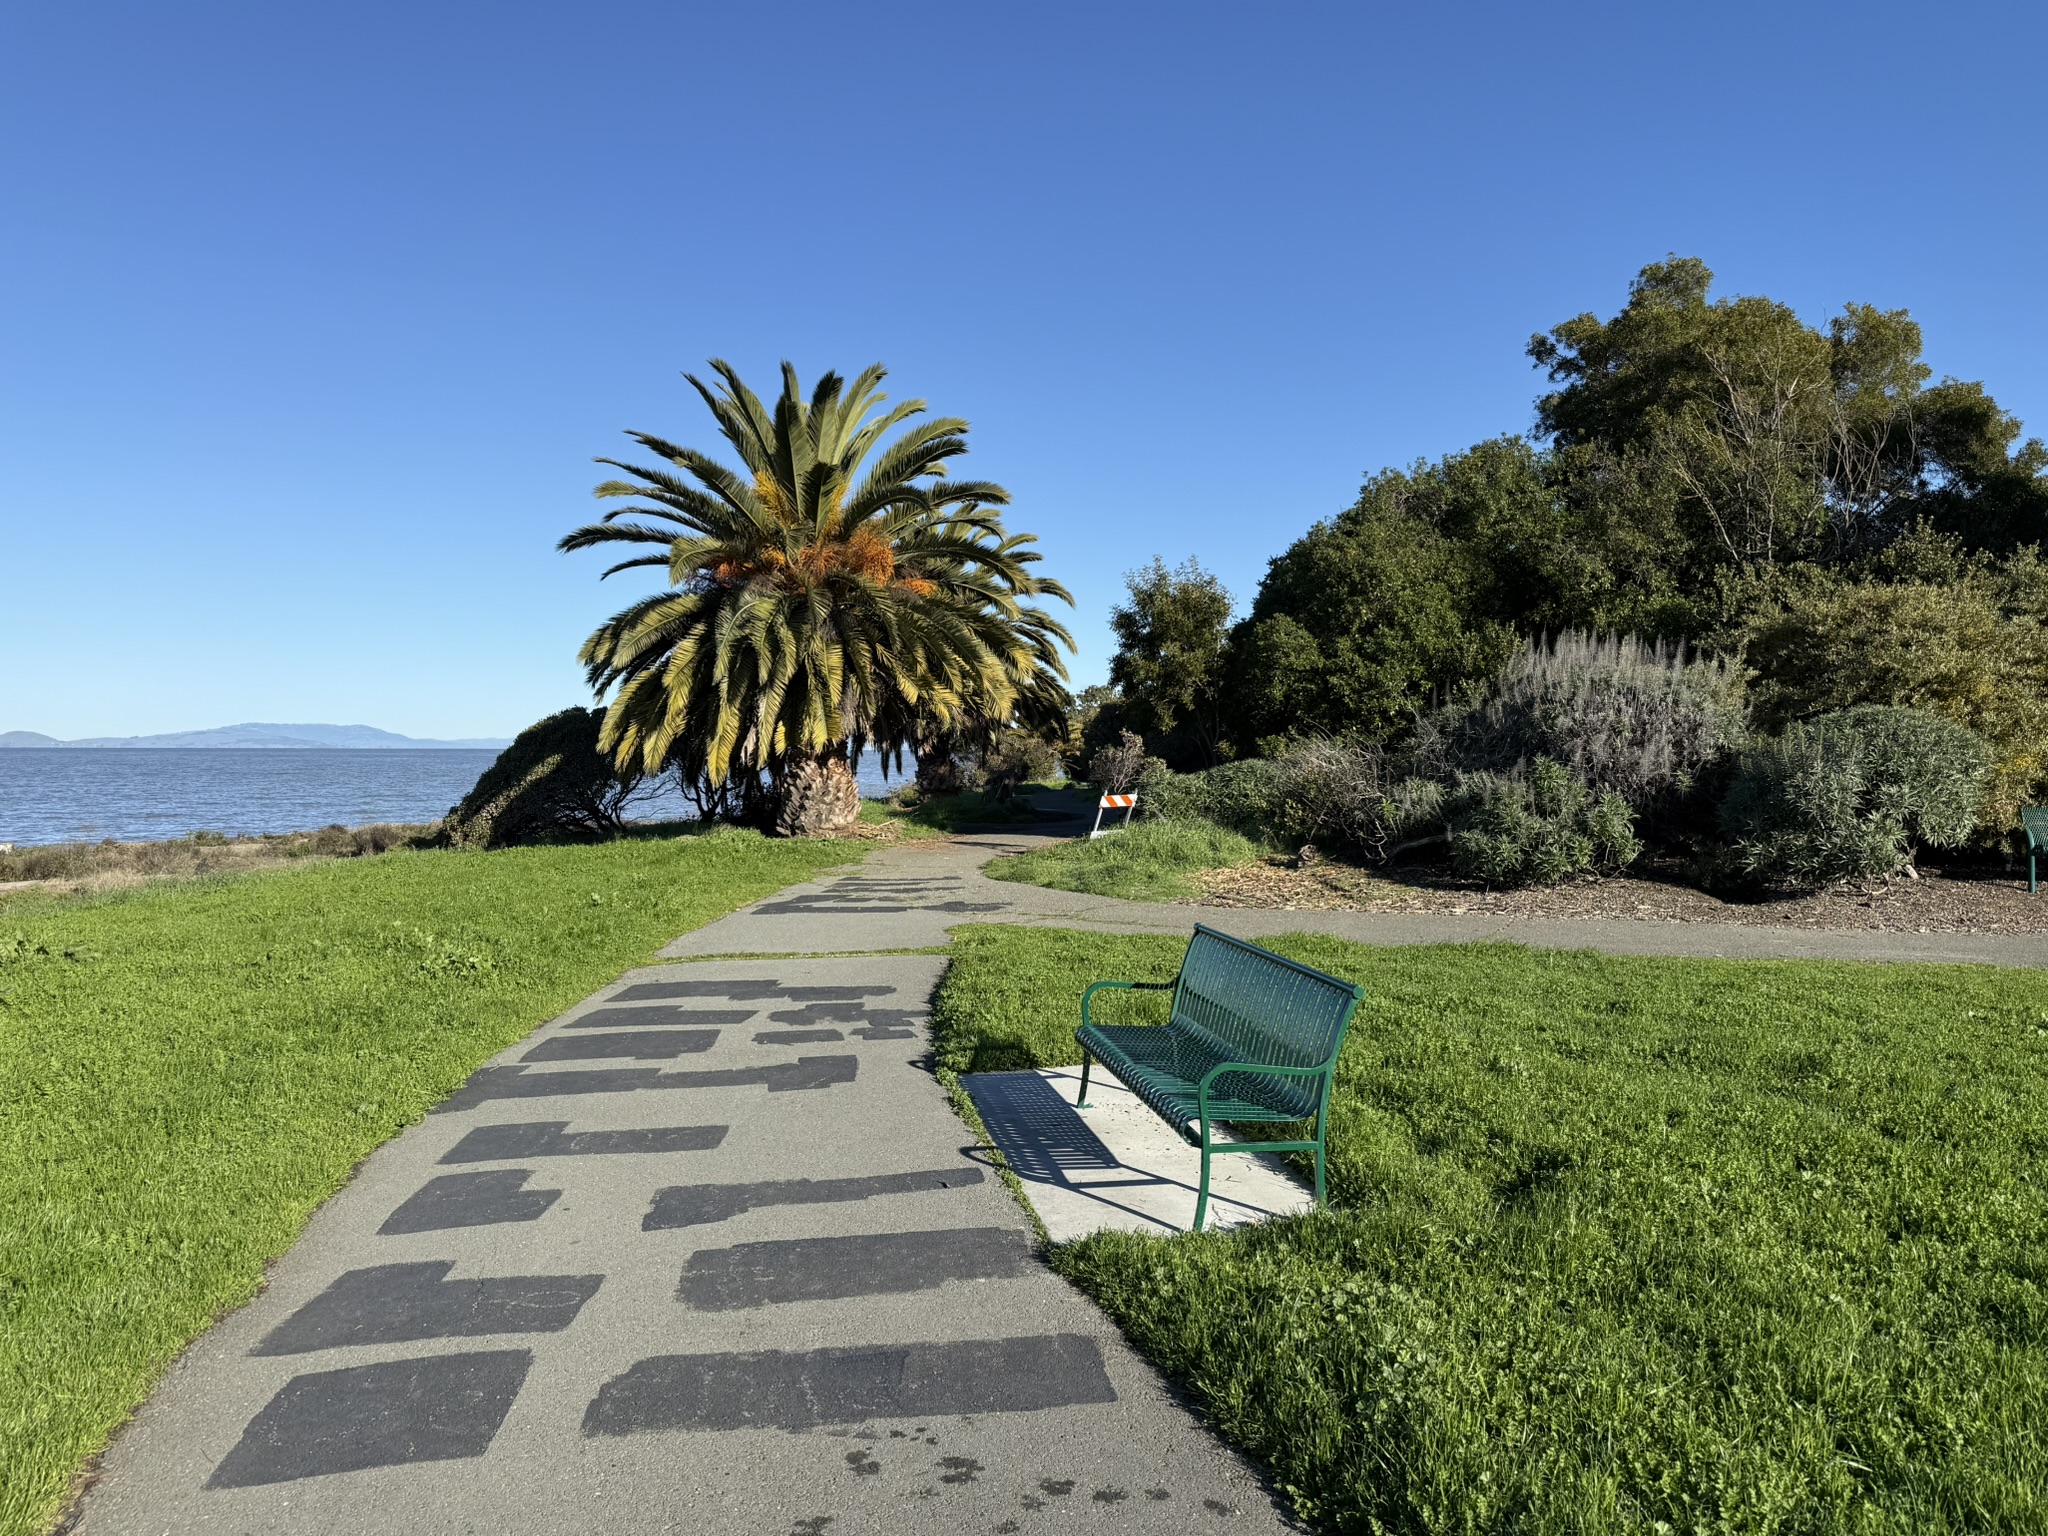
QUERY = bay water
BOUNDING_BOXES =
[0,749,913,847]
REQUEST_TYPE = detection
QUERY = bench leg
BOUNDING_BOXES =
[1192,1119,1212,1232]
[1076,1050,1093,1110]
[2033,847,2039,895]
[1312,1111,1327,1206]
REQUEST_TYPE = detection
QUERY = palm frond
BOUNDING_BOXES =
[562,359,1074,785]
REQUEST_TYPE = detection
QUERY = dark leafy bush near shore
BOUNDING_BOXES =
[1717,705,1993,889]
[442,707,645,848]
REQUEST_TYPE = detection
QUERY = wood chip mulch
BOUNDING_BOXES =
[1184,856,2048,935]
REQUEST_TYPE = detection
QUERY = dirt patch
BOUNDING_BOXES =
[1187,856,2048,935]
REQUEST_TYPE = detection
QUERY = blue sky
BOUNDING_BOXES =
[3,1,2043,739]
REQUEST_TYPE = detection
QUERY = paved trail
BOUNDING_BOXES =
[77,959,1291,1535]
[667,827,2048,969]
[74,811,2042,1535]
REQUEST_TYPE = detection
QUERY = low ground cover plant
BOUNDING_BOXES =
[984,817,1257,900]
[935,924,2048,1533]
[0,823,432,890]
[0,830,854,1536]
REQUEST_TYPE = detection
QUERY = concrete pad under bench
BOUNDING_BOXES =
[963,1067,1314,1239]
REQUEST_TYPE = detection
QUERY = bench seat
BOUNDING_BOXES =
[1075,1023,1326,1126]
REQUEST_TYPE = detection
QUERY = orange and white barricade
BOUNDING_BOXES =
[1090,792,1138,839]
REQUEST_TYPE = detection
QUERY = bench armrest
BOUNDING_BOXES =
[1080,979,1175,1031]
[1195,1056,1338,1124]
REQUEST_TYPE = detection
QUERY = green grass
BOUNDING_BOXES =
[0,830,854,1536]
[934,924,2048,1533]
[859,789,1050,839]
[982,817,1258,899]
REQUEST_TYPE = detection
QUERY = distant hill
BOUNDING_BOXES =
[0,723,510,750]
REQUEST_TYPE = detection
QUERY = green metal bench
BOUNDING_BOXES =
[1075,924,1363,1230]
[2024,808,2048,894]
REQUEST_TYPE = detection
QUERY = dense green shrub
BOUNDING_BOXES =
[1268,738,1385,851]
[1086,728,1165,795]
[1448,758,1639,886]
[1141,758,1283,839]
[1412,631,1745,824]
[1743,575,2048,830]
[1717,706,1993,889]
[443,707,646,849]
[1144,742,1456,863]
[1224,456,1521,747]
[1144,741,1395,854]
[974,731,1058,802]
[1140,742,1641,889]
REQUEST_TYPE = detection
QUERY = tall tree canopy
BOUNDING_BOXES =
[1222,258,2048,750]
[561,361,1072,833]
[1106,557,1234,769]
[1531,256,2048,569]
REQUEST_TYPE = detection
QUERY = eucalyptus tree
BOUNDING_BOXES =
[560,361,1073,833]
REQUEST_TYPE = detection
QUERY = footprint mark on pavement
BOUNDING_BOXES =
[1093,1487,1129,1504]
[1204,1497,1238,1515]
[844,1450,881,1477]
[791,1520,834,1536]
[1038,1479,1075,1496]
[1020,1495,1046,1510]
[1147,1487,1171,1501]
[938,1456,983,1485]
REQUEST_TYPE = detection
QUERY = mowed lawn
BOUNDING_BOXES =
[0,830,853,1536]
[935,925,2048,1534]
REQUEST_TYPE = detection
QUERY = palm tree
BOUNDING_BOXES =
[560,361,1073,833]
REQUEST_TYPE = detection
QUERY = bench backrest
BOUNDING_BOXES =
[2024,807,2048,848]
[1168,925,1363,1076]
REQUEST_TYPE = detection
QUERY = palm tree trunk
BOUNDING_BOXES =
[774,749,861,836]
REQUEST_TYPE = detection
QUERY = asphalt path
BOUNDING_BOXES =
[664,820,2048,970]
[74,954,1295,1535]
